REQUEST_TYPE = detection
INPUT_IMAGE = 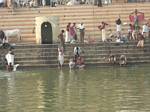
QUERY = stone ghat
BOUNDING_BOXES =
[0,3,150,43]
[0,41,150,69]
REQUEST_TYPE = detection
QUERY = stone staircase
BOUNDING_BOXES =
[0,41,145,69]
[13,44,58,68]
[0,3,150,69]
[64,42,150,67]
[0,41,150,69]
[0,3,150,43]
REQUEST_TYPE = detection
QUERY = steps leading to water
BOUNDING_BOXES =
[0,3,150,43]
[0,3,150,69]
[0,41,149,69]
[0,41,150,69]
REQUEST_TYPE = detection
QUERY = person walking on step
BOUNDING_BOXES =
[98,21,109,42]
[58,30,65,48]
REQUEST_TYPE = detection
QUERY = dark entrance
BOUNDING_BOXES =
[37,0,51,6]
[46,0,51,5]
[41,22,52,44]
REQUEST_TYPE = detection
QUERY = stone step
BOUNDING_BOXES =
[18,63,58,68]
[16,58,150,68]
[15,59,57,65]
[83,56,150,62]
[64,52,150,58]
[14,44,58,49]
[14,51,150,59]
[15,56,57,61]
[15,53,150,60]
[0,4,150,43]
[15,47,57,51]
[15,52,57,57]
[13,47,150,56]
[15,52,150,62]
[65,43,150,50]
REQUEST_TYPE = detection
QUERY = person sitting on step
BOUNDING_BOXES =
[137,32,144,48]
[119,55,127,66]
[75,56,85,69]
[69,58,75,69]
[108,54,117,64]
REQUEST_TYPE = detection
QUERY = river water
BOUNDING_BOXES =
[0,65,150,112]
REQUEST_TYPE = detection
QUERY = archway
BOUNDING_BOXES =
[41,22,52,44]
[45,0,51,5]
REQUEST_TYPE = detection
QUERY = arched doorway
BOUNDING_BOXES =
[46,0,51,5]
[41,22,53,44]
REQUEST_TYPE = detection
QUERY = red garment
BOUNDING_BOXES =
[129,24,134,32]
[70,26,75,37]
[129,13,144,23]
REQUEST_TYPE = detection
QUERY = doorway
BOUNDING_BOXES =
[41,22,53,44]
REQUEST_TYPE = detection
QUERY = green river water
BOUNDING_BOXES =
[0,65,150,112]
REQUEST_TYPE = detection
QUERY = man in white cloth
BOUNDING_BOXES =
[58,47,64,69]
[98,22,109,42]
[5,50,19,71]
[5,50,14,71]
[115,16,122,33]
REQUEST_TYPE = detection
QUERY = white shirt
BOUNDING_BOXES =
[74,47,81,55]
[78,24,85,30]
[142,25,149,33]
[5,53,14,65]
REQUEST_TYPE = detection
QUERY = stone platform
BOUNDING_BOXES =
[0,41,150,69]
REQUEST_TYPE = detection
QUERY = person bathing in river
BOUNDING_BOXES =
[5,49,19,71]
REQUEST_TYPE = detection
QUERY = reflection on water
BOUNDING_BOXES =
[0,65,150,112]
